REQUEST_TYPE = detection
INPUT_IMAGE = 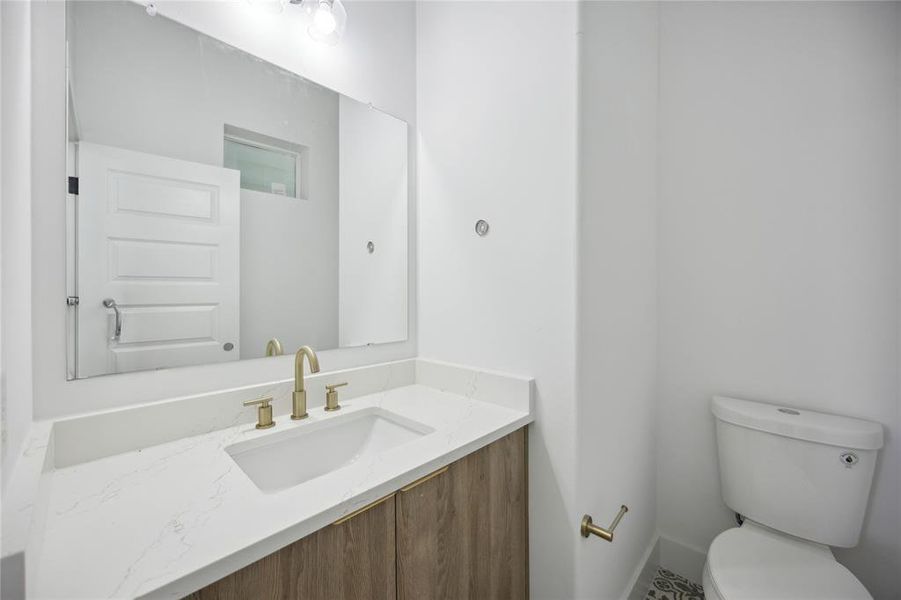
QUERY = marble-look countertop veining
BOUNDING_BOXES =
[18,359,533,599]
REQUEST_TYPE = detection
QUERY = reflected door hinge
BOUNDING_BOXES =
[68,176,79,195]
[66,296,79,306]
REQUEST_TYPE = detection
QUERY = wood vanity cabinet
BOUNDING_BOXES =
[185,428,527,600]
[395,427,528,600]
[184,495,396,600]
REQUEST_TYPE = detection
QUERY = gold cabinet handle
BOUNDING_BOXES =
[400,465,449,492]
[243,396,275,429]
[581,505,628,542]
[332,494,394,525]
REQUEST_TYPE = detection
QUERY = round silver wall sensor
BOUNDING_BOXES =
[475,220,490,236]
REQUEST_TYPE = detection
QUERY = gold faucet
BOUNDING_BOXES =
[265,338,283,357]
[292,346,320,420]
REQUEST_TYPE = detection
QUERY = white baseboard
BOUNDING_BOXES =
[625,536,660,600]
[658,535,708,584]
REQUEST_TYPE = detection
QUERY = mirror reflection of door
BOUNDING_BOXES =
[75,142,240,378]
[66,0,408,379]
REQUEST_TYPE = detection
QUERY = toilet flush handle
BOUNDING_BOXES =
[581,505,628,542]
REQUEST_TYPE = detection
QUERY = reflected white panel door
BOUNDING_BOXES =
[76,142,240,377]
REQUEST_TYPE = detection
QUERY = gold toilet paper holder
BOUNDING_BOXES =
[581,505,628,542]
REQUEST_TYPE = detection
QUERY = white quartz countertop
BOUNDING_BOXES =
[23,360,533,599]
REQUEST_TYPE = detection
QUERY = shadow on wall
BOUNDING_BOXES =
[528,414,575,599]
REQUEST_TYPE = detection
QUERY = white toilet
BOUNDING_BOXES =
[705,396,884,600]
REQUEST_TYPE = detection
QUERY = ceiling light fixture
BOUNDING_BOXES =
[293,0,347,45]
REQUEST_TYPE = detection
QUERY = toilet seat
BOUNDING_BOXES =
[704,523,872,600]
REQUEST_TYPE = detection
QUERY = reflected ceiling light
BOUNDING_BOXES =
[293,0,347,45]
[313,3,337,35]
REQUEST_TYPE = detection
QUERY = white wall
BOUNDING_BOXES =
[576,4,659,598]
[416,3,579,597]
[656,3,901,597]
[30,0,417,419]
[21,4,901,598]
[338,95,408,347]
[69,0,340,359]
[1,0,34,486]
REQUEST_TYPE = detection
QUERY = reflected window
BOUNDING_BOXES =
[224,135,303,198]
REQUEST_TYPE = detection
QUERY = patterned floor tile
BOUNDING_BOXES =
[644,568,705,600]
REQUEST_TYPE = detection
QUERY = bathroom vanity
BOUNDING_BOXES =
[186,428,527,599]
[5,359,533,598]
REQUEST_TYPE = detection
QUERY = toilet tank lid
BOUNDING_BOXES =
[711,396,883,450]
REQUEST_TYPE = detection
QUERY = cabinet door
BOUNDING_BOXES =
[185,495,396,600]
[396,428,528,600]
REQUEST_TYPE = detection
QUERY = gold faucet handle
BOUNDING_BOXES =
[243,395,273,407]
[325,383,348,412]
[243,396,275,429]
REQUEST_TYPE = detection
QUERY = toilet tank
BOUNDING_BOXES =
[711,396,883,548]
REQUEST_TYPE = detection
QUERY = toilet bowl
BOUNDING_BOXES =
[708,396,884,600]
[702,521,871,600]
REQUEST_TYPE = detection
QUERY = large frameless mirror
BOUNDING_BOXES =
[65,0,408,379]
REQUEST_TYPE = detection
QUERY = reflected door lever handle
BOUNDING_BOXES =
[102,298,122,341]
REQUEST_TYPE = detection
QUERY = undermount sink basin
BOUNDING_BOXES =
[226,408,434,493]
